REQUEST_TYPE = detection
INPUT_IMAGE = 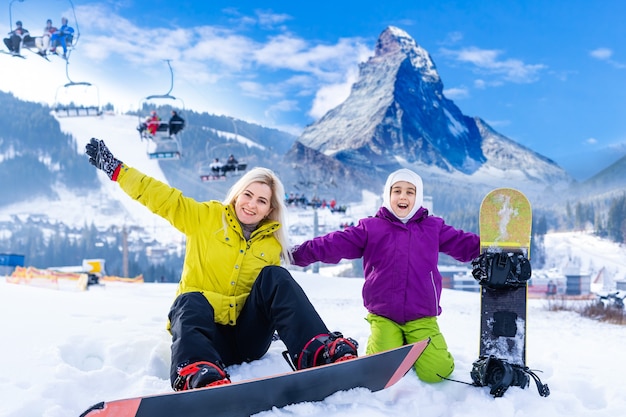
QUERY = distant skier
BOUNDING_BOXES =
[3,21,33,55]
[136,116,151,138]
[209,158,223,176]
[224,154,239,172]
[168,110,185,136]
[48,16,74,58]
[35,19,57,57]
[291,168,480,383]
[147,111,160,136]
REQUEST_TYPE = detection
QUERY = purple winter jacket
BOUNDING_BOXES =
[291,206,480,324]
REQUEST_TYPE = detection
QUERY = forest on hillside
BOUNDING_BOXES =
[1,92,625,281]
[0,219,183,282]
[0,91,98,205]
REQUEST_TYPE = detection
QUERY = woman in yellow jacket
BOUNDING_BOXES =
[85,138,358,390]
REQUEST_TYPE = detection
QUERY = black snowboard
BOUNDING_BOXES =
[478,188,532,366]
[80,339,429,417]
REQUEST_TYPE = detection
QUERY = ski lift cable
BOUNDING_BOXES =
[137,59,186,121]
[145,59,178,101]
[54,58,101,116]
[205,118,241,159]
[67,0,80,48]
[9,0,24,30]
[63,58,90,86]
[63,0,80,62]
[139,59,186,114]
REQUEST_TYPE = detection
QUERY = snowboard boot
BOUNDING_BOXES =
[296,332,359,370]
[174,361,231,391]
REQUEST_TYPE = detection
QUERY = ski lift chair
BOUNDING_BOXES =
[146,122,181,159]
[53,59,102,117]
[199,159,228,181]
[137,59,186,160]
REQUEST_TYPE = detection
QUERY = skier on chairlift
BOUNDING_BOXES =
[169,110,185,136]
[147,110,160,136]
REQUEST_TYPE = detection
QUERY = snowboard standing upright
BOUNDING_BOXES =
[477,188,532,366]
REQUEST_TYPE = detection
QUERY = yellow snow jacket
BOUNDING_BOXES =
[116,165,282,326]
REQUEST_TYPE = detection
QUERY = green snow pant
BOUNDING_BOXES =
[365,313,454,383]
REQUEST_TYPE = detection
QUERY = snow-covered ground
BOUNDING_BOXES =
[1,265,625,417]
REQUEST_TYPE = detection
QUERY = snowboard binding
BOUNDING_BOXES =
[283,332,359,371]
[472,251,531,289]
[173,361,231,391]
[470,355,550,398]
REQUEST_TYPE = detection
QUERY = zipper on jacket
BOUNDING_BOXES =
[429,271,438,314]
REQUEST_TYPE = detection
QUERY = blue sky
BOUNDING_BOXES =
[1,0,625,181]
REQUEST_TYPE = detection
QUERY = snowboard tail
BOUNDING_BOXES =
[80,339,429,417]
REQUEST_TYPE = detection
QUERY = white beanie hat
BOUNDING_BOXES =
[382,168,424,223]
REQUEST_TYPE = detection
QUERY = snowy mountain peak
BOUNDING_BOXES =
[374,26,439,83]
[288,27,572,199]
[294,27,485,177]
[375,26,417,56]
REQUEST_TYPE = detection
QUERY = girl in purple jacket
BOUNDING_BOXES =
[291,168,480,383]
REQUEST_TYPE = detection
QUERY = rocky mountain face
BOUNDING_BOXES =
[285,26,573,207]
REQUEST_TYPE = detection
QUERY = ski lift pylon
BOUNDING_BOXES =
[138,59,185,160]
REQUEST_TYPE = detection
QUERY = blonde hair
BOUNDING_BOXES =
[223,167,292,264]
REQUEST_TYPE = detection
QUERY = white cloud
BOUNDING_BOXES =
[606,140,626,151]
[308,64,361,119]
[238,81,283,99]
[253,35,368,81]
[474,79,486,89]
[264,100,300,123]
[590,48,612,60]
[443,87,469,100]
[483,119,511,128]
[589,47,625,69]
[441,47,546,83]
[441,31,463,45]
[73,4,369,116]
[255,10,292,28]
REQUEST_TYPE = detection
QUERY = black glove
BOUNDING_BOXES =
[85,138,122,180]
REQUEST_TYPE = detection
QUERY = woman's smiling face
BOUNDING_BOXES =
[234,182,273,225]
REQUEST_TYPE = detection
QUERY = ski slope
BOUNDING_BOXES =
[56,113,174,230]
[1,268,625,417]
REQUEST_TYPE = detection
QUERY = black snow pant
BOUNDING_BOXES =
[167,265,329,386]
[3,36,18,52]
[3,34,31,53]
